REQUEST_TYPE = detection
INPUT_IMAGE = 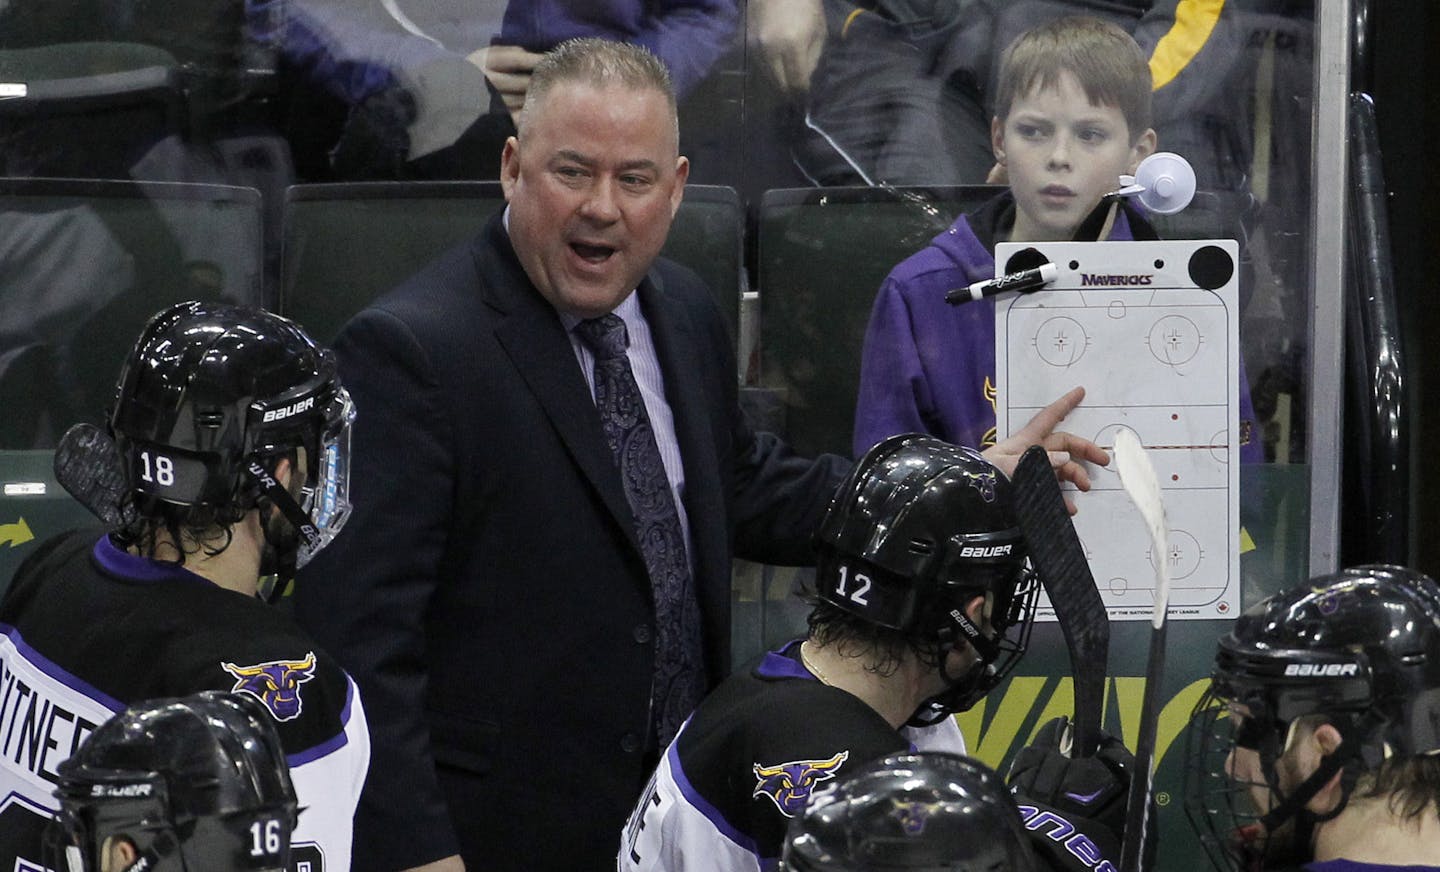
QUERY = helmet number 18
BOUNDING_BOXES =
[138,450,176,487]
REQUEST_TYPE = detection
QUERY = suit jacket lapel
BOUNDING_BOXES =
[640,270,728,626]
[473,219,645,563]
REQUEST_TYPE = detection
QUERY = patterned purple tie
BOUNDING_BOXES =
[575,314,706,747]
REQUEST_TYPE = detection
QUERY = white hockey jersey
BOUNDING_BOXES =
[619,639,965,871]
[0,530,369,872]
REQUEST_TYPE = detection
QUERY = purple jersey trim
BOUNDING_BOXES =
[754,639,814,682]
[0,789,61,819]
[286,675,358,767]
[0,622,127,713]
[92,535,215,587]
[668,731,765,859]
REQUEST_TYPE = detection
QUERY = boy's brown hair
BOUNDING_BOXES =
[994,15,1153,141]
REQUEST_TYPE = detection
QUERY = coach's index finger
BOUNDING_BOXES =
[1002,388,1088,451]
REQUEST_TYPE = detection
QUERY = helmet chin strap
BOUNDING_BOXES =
[246,460,320,602]
[906,608,999,727]
[1255,712,1375,863]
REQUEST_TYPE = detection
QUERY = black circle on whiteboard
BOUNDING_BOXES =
[1189,245,1234,290]
[1005,247,1049,274]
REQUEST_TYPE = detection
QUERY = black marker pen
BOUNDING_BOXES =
[945,262,1058,305]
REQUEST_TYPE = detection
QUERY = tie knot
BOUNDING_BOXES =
[575,313,629,360]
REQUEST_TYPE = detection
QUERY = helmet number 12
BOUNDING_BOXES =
[138,450,176,487]
[835,565,871,606]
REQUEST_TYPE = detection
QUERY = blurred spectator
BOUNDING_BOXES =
[273,0,740,180]
[746,0,1296,196]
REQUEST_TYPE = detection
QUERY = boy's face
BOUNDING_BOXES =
[993,69,1155,242]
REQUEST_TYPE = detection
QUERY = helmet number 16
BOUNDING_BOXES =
[835,565,872,606]
[249,818,284,857]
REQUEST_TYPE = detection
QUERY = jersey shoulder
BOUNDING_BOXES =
[671,659,909,862]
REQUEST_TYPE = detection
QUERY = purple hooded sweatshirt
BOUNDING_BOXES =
[854,191,1261,461]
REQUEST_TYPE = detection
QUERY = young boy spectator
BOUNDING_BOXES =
[853,16,1258,460]
[1184,564,1440,870]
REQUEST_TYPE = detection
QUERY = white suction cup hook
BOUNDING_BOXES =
[1122,151,1196,215]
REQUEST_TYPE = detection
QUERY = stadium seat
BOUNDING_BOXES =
[280,181,744,346]
[755,185,1000,459]
[0,42,185,179]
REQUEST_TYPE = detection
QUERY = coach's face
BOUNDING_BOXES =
[501,79,689,319]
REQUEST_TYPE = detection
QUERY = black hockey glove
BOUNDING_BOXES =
[1008,715,1131,834]
[1007,716,1148,872]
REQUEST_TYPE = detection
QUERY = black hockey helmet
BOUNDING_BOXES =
[1183,565,1440,869]
[48,691,298,872]
[781,752,1038,872]
[815,434,1036,722]
[107,300,355,571]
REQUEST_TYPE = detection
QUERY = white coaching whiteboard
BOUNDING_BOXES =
[995,239,1241,622]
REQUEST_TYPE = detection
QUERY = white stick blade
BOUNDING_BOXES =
[1114,429,1170,628]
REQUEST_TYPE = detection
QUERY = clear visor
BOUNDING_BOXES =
[295,388,355,568]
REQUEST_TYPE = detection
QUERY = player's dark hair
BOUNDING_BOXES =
[804,596,947,677]
[115,499,241,563]
[112,448,292,567]
[1355,754,1440,822]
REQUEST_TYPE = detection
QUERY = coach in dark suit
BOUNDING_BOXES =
[293,38,849,871]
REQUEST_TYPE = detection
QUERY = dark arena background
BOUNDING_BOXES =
[2,2,1438,869]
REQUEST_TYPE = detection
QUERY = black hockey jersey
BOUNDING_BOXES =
[619,639,966,871]
[0,529,369,871]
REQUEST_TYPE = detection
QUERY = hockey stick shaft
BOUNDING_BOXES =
[1119,617,1168,872]
[1010,445,1109,757]
[1114,429,1170,872]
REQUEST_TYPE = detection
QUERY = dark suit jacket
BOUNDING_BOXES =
[295,214,848,871]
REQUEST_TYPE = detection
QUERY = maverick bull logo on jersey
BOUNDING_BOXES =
[221,652,317,721]
[752,750,849,817]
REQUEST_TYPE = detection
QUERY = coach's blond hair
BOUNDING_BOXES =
[517,38,678,144]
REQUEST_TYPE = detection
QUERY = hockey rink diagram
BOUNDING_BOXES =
[995,240,1241,621]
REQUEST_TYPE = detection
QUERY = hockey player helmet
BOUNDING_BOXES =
[48,691,298,872]
[781,751,1038,871]
[814,434,1036,721]
[108,301,355,571]
[1183,564,1440,869]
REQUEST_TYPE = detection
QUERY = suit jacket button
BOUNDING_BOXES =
[621,733,642,754]
[633,624,652,644]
